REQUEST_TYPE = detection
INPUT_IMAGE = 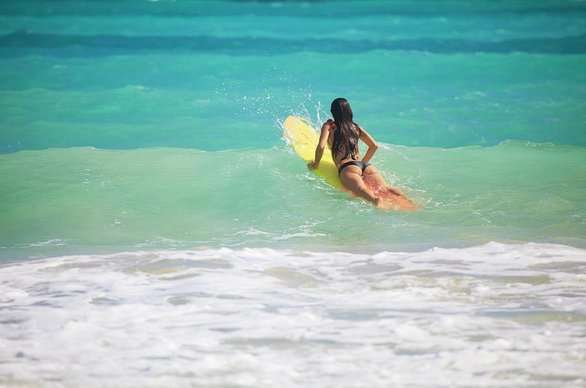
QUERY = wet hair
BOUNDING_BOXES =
[331,97,360,160]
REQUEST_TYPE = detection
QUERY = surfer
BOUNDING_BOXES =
[308,97,416,210]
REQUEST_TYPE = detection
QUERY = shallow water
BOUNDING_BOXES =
[1,142,585,260]
[1,0,586,386]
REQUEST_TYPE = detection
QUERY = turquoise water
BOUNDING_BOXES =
[1,1,586,387]
[1,142,585,259]
[0,1,585,256]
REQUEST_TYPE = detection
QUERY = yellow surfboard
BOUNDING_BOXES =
[283,115,342,189]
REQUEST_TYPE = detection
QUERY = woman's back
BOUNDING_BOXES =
[326,119,362,165]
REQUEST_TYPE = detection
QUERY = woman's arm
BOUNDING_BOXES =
[308,121,332,170]
[359,127,378,163]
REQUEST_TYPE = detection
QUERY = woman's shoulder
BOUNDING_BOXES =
[322,119,336,128]
[321,119,336,130]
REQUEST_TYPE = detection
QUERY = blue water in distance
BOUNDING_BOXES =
[0,0,585,154]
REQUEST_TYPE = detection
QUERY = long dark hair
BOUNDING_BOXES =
[331,97,360,160]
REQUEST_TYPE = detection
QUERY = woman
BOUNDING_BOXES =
[308,97,416,210]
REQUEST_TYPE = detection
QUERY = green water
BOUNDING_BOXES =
[1,141,584,259]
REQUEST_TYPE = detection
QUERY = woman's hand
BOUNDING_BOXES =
[308,161,319,170]
[358,127,378,164]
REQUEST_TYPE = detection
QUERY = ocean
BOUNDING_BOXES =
[1,1,585,387]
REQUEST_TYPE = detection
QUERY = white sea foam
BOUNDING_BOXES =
[1,243,586,387]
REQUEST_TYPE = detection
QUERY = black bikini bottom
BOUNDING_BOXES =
[338,160,370,175]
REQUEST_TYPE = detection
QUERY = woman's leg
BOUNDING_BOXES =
[362,165,418,210]
[339,166,380,205]
[363,165,405,196]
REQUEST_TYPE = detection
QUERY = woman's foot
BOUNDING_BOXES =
[374,194,418,211]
